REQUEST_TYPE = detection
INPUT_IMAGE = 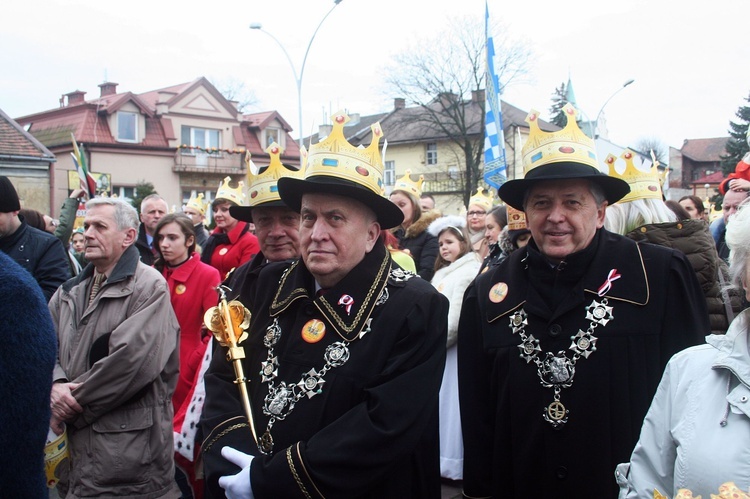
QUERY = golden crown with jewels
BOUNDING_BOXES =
[305,111,385,195]
[185,192,207,215]
[215,176,245,205]
[246,142,305,207]
[393,169,424,198]
[469,187,494,210]
[605,149,662,203]
[521,103,598,174]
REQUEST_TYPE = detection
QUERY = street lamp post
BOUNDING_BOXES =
[250,0,343,148]
[589,79,635,139]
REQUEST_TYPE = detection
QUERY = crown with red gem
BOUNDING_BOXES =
[185,192,207,215]
[393,169,424,198]
[521,103,598,174]
[215,176,245,205]
[605,149,662,203]
[305,111,385,195]
[246,142,304,207]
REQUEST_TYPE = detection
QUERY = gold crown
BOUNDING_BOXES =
[605,149,661,203]
[393,169,424,198]
[305,111,385,195]
[185,192,207,215]
[522,103,598,174]
[469,187,494,210]
[507,205,527,230]
[215,176,245,205]
[246,142,304,206]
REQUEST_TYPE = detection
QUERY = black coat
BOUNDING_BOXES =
[134,224,156,266]
[0,219,70,301]
[392,211,440,281]
[458,229,710,498]
[201,243,448,498]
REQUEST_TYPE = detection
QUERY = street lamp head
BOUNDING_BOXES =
[249,23,262,30]
[623,79,635,88]
[334,0,343,4]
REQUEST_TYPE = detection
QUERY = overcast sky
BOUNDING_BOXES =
[3,0,749,153]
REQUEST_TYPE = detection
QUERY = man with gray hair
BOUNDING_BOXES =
[135,193,169,265]
[48,197,180,497]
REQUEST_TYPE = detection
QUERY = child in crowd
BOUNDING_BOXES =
[428,215,481,481]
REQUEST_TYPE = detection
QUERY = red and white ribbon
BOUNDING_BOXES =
[338,294,354,315]
[597,269,621,297]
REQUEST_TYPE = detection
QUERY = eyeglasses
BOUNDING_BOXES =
[467,211,486,217]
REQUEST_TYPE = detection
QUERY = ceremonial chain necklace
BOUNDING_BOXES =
[509,298,613,427]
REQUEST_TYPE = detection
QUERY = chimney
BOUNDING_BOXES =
[318,124,333,139]
[394,98,406,110]
[98,82,118,97]
[472,89,485,104]
[65,90,87,106]
[156,91,175,115]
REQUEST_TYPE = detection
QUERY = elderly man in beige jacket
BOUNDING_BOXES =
[49,197,181,498]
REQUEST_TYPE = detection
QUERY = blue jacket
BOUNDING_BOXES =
[0,252,57,497]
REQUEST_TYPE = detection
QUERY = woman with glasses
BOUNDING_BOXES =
[466,189,493,259]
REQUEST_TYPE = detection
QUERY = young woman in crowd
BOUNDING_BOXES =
[678,195,707,221]
[200,177,259,280]
[428,215,481,481]
[154,213,221,498]
[389,172,439,280]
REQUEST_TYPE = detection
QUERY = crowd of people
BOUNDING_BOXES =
[1,104,750,499]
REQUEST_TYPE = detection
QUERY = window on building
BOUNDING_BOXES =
[113,185,136,202]
[265,128,281,147]
[426,143,438,165]
[117,112,137,142]
[181,126,221,155]
[384,160,396,186]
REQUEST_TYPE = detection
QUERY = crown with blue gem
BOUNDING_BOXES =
[521,103,598,174]
[305,111,385,195]
[246,142,305,207]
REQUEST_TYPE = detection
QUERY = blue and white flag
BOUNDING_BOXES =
[483,1,507,190]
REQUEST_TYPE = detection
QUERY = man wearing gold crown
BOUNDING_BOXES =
[200,143,304,496]
[201,113,448,498]
[457,104,709,497]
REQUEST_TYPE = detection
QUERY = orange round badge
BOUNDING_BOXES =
[175,284,187,295]
[302,319,326,343]
[489,282,508,303]
[219,248,228,256]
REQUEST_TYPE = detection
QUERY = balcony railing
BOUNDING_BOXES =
[420,171,469,194]
[173,150,246,174]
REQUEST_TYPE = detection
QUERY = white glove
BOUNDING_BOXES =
[218,446,255,499]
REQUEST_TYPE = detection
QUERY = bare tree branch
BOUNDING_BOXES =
[381,15,532,206]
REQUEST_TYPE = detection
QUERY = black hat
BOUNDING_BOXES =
[498,162,630,211]
[0,176,21,213]
[276,112,404,230]
[230,143,302,223]
[278,176,404,229]
[498,104,630,211]
[230,199,288,223]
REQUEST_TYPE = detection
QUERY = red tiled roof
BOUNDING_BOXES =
[690,171,725,185]
[681,137,728,162]
[0,107,55,159]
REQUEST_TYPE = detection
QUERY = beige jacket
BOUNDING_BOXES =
[50,245,180,498]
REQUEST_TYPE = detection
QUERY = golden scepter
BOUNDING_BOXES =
[204,285,258,445]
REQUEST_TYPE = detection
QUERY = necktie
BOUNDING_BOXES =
[89,273,106,305]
